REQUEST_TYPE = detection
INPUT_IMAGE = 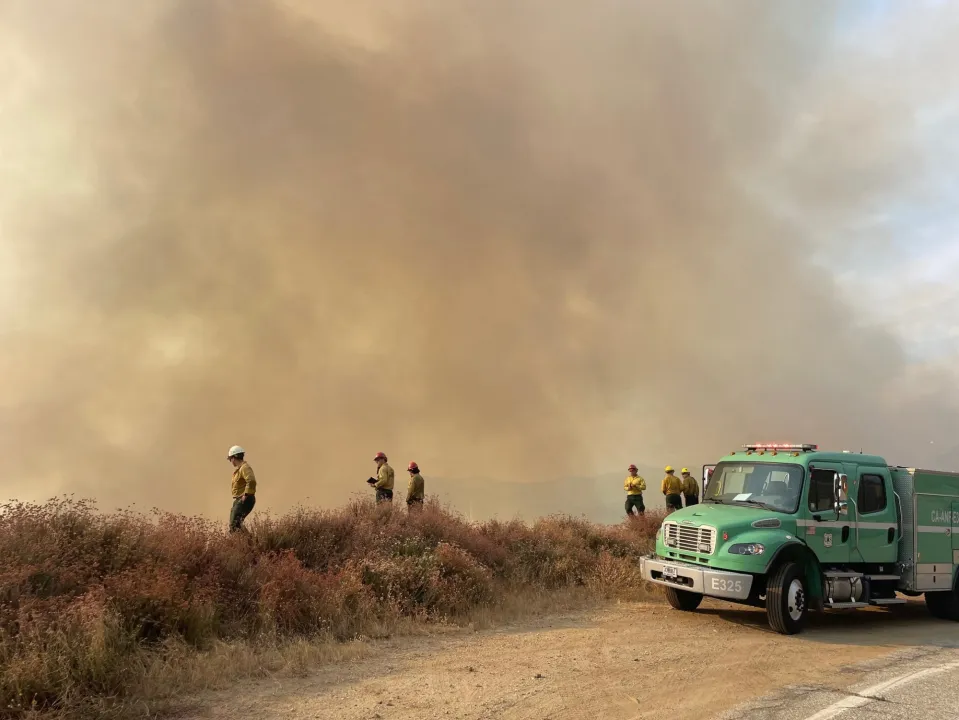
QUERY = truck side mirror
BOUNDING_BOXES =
[833,473,848,515]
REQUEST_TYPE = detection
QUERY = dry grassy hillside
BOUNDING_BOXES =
[0,498,662,718]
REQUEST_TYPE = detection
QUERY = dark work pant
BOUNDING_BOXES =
[665,493,683,511]
[625,494,645,515]
[376,488,394,503]
[684,494,699,507]
[407,497,424,511]
[229,495,256,531]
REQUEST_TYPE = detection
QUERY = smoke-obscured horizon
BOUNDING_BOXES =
[2,0,958,520]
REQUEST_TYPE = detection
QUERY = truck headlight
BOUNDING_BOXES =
[727,543,764,555]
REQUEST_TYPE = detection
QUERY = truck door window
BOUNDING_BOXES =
[807,469,835,512]
[857,474,887,514]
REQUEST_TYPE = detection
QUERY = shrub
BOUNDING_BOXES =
[0,497,663,715]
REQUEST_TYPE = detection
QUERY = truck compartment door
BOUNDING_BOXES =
[953,501,959,565]
[915,495,955,590]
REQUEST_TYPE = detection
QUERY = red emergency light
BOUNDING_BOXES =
[743,443,818,452]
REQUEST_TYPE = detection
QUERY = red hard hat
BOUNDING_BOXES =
[374,452,387,461]
[628,464,637,471]
[408,461,419,472]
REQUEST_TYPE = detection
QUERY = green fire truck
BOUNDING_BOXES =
[639,443,959,634]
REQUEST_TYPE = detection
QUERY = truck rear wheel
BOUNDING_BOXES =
[925,589,959,620]
[664,586,703,611]
[766,561,808,635]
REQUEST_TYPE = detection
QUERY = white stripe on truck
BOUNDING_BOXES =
[795,519,896,530]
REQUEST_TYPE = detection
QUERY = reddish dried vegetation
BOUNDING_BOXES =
[0,497,661,717]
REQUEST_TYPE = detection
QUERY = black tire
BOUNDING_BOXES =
[766,561,808,635]
[665,586,703,611]
[925,590,959,620]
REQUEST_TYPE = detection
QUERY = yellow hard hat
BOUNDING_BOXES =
[664,465,674,473]
[681,467,689,474]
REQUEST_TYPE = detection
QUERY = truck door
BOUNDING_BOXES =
[702,465,716,495]
[803,462,852,567]
[854,466,897,565]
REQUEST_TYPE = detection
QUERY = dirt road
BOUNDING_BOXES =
[184,599,954,720]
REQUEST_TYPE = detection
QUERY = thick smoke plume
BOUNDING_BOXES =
[1,0,958,519]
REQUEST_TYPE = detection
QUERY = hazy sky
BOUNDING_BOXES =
[1,0,959,520]
[814,1,959,365]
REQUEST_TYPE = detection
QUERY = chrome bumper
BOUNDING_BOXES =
[640,554,753,601]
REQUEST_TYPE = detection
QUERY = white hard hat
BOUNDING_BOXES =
[227,445,245,458]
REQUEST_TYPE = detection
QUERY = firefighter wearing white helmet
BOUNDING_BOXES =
[661,465,683,513]
[227,445,257,531]
[681,467,700,507]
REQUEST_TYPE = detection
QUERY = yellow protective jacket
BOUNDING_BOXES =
[407,472,425,501]
[661,474,683,495]
[231,462,257,497]
[374,462,395,490]
[682,475,700,496]
[624,475,646,495]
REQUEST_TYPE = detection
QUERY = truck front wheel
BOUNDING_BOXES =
[925,589,959,620]
[766,561,808,635]
[664,586,703,611]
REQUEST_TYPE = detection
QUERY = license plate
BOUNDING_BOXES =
[662,565,678,579]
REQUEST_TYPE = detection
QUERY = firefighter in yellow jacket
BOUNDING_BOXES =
[661,466,683,512]
[681,468,700,507]
[372,451,395,503]
[227,445,257,532]
[624,464,646,516]
[406,461,425,510]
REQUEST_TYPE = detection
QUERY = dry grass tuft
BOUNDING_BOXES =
[0,497,663,717]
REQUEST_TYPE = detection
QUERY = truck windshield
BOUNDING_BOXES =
[703,462,804,514]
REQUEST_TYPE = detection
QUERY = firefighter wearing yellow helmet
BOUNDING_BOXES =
[661,465,683,512]
[681,467,700,507]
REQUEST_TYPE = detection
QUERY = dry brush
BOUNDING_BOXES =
[0,497,662,717]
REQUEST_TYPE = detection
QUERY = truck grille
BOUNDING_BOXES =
[663,522,717,555]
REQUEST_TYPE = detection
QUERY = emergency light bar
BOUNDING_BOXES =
[743,443,818,451]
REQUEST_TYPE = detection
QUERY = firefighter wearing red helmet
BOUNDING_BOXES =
[624,464,646,516]
[371,452,394,503]
[406,461,425,511]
